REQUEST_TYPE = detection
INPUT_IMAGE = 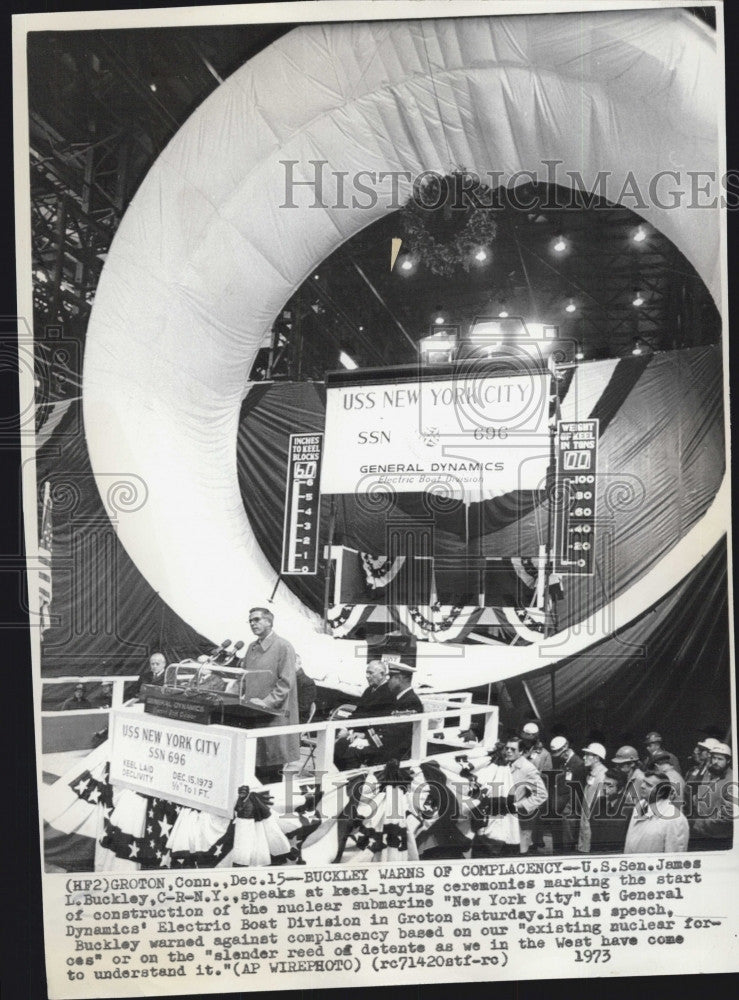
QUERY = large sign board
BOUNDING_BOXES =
[554,419,599,576]
[322,371,550,497]
[108,710,241,817]
[281,432,323,574]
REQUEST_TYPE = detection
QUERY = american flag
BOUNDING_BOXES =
[39,481,53,637]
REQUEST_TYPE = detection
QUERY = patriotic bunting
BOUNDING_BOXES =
[63,745,528,870]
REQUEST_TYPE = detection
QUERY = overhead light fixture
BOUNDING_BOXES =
[632,290,644,307]
[149,82,157,92]
[574,343,585,361]
[565,299,577,313]
[553,236,567,253]
[339,351,358,370]
[313,273,320,279]
[358,325,364,332]
[420,330,458,365]
[631,336,655,356]
[633,225,647,243]
[498,309,509,318]
[474,248,488,263]
[400,257,414,271]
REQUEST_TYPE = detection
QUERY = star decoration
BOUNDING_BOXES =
[213,843,223,857]
[157,815,173,839]
[128,842,139,858]
[160,850,171,867]
[88,786,101,804]
[73,778,90,796]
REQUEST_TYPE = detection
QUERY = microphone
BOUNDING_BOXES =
[209,638,231,656]
[221,640,245,666]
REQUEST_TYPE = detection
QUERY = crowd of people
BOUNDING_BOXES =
[57,613,734,857]
[480,722,734,856]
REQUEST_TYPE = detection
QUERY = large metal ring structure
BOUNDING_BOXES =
[83,11,722,681]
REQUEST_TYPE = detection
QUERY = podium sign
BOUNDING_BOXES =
[109,710,242,817]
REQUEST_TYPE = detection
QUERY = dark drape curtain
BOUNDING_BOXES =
[459,346,724,630]
[523,538,731,766]
[36,402,211,707]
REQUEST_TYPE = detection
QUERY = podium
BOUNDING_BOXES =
[141,661,281,729]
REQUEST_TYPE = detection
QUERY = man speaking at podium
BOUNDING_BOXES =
[243,608,299,783]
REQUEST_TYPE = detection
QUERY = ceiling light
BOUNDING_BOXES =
[400,257,414,271]
[553,236,567,253]
[358,325,364,332]
[474,248,488,262]
[574,344,585,361]
[149,82,157,92]
[339,351,358,370]
[314,273,320,279]
[420,331,458,365]
[631,336,655,356]
[632,291,644,307]
[434,314,445,325]
[633,225,647,243]
[565,299,577,313]
[498,310,509,318]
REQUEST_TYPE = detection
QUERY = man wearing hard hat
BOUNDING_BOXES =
[688,742,734,851]
[577,743,608,853]
[684,737,719,816]
[549,736,587,853]
[611,745,647,805]
[643,731,681,774]
[520,722,553,773]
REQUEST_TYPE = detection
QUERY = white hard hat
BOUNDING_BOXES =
[582,743,606,760]
[550,736,568,753]
[698,737,722,753]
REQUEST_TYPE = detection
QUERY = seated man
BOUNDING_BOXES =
[132,652,167,698]
[334,659,396,769]
[336,661,423,768]
[355,659,395,718]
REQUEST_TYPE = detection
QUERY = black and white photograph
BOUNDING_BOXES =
[11,1,738,995]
